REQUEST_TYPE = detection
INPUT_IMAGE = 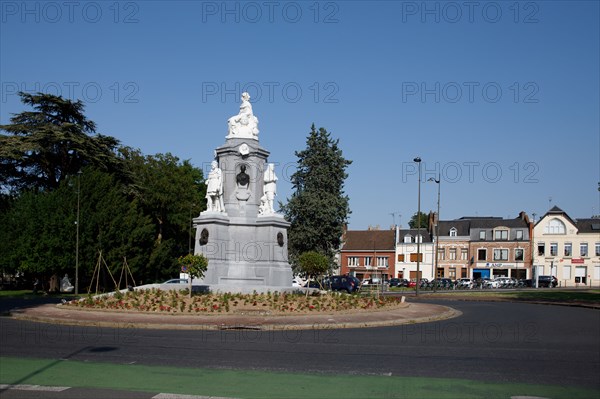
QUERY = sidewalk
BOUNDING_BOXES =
[8,302,460,330]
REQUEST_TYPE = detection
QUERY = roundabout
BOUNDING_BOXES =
[8,297,461,330]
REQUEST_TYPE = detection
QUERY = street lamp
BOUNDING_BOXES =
[428,175,440,292]
[75,170,82,295]
[414,157,422,296]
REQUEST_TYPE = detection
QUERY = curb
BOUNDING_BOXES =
[8,303,462,331]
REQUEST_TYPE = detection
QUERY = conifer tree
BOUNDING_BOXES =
[282,124,351,269]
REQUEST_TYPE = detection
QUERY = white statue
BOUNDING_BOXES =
[205,161,225,212]
[260,163,278,215]
[227,92,259,139]
[60,274,74,293]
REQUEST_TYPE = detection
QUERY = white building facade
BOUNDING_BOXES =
[395,228,434,280]
[533,206,600,287]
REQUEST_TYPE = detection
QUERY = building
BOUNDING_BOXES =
[533,206,600,287]
[339,229,396,281]
[467,212,533,280]
[429,215,471,280]
[428,212,532,280]
[395,228,434,280]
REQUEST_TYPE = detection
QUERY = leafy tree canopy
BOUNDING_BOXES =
[408,211,429,229]
[282,124,351,269]
[0,92,123,192]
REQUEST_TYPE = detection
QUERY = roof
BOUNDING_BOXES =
[575,218,600,234]
[437,220,471,236]
[537,206,577,227]
[440,214,529,231]
[341,230,396,251]
[397,229,433,243]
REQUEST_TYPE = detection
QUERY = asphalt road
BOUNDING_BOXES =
[1,300,599,390]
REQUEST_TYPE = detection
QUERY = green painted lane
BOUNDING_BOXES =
[1,356,597,399]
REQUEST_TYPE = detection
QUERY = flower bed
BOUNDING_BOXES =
[64,289,406,315]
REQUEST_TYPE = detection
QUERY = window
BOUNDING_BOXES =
[595,243,600,256]
[404,235,413,243]
[550,243,558,256]
[449,227,457,237]
[410,253,423,262]
[563,266,571,279]
[515,248,524,261]
[461,268,467,278]
[493,249,509,261]
[397,254,404,262]
[438,248,445,260]
[580,243,588,257]
[494,230,508,240]
[515,230,524,240]
[364,256,372,266]
[537,243,545,256]
[479,230,486,240]
[449,267,456,278]
[477,248,487,261]
[564,243,572,257]
[449,248,457,260]
[461,249,468,260]
[347,257,359,267]
[377,257,388,267]
[544,218,566,234]
[415,234,422,243]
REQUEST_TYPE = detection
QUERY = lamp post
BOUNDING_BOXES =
[75,170,82,295]
[414,157,422,296]
[188,203,195,254]
[428,175,440,292]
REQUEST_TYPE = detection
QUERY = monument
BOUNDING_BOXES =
[193,93,293,292]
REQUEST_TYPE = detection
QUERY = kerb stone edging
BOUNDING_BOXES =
[9,302,461,331]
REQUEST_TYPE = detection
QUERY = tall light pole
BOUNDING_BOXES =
[428,175,440,292]
[75,170,82,295]
[532,212,537,288]
[188,202,195,254]
[414,157,422,296]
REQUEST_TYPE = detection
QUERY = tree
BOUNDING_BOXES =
[282,124,352,269]
[177,253,208,297]
[121,148,206,281]
[0,167,155,288]
[408,211,429,229]
[297,251,329,295]
[0,92,124,192]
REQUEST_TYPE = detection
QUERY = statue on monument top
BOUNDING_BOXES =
[227,92,259,140]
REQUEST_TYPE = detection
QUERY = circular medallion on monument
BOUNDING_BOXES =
[277,232,284,247]
[238,143,250,156]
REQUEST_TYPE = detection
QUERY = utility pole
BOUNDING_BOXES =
[75,170,82,295]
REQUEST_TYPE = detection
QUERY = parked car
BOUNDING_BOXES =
[456,278,473,289]
[538,275,558,288]
[388,278,403,287]
[163,278,188,285]
[322,275,361,293]
[304,280,321,289]
[480,278,498,289]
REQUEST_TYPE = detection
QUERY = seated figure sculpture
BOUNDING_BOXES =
[227,92,259,139]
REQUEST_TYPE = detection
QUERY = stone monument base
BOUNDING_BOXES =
[193,213,293,294]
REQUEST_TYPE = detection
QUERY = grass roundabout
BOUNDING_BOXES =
[64,288,408,316]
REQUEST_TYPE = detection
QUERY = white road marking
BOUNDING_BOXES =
[0,384,70,392]
[153,394,239,399]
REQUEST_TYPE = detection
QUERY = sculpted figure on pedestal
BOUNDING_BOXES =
[260,163,278,215]
[227,92,259,139]
[205,161,225,212]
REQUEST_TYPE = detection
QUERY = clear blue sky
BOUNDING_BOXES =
[2,1,599,229]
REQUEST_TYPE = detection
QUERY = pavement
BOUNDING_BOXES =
[7,300,461,330]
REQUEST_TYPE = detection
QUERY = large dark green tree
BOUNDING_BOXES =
[282,124,351,269]
[0,92,123,192]
[408,211,429,229]
[0,168,155,288]
[121,148,206,282]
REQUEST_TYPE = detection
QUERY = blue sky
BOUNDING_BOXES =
[1,0,599,229]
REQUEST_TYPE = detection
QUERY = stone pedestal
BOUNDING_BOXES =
[193,137,293,293]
